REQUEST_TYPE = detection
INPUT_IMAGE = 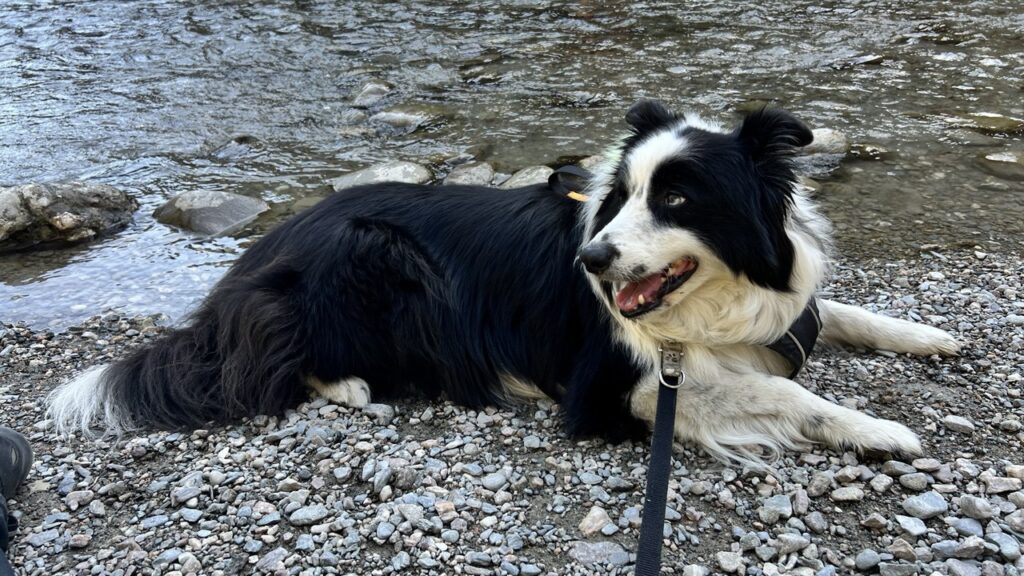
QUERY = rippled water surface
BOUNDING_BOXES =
[2,1,1022,327]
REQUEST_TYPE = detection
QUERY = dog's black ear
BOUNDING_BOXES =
[737,107,813,160]
[625,99,676,134]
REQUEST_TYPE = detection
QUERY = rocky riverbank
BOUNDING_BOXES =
[1,247,1022,575]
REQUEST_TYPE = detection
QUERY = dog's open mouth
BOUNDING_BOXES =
[614,258,698,318]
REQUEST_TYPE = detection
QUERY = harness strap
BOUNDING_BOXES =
[634,344,683,576]
[766,299,821,378]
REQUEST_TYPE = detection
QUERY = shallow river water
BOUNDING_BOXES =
[1,1,1022,328]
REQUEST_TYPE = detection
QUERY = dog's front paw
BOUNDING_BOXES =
[856,418,924,461]
[900,324,961,357]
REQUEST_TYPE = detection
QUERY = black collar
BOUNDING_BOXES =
[766,299,822,378]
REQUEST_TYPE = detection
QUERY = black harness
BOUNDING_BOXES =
[549,164,822,573]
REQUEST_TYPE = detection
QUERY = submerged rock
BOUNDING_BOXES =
[977,151,1024,181]
[0,182,138,253]
[804,128,850,155]
[351,81,391,108]
[154,190,268,236]
[943,112,1024,136]
[330,161,433,192]
[792,128,849,179]
[499,166,554,189]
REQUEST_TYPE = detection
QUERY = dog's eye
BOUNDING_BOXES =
[665,194,686,207]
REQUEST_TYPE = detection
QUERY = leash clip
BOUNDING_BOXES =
[658,343,685,389]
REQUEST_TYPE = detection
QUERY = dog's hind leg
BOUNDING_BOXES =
[817,299,960,357]
[309,376,371,408]
[631,367,922,467]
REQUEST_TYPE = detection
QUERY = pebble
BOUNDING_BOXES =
[481,471,508,491]
[830,486,864,502]
[895,514,928,536]
[959,495,998,519]
[855,549,881,570]
[716,551,743,573]
[578,506,612,537]
[942,415,976,434]
[902,491,948,519]
[899,472,930,491]
[288,504,329,526]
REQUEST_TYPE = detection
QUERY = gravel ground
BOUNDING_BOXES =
[1,248,1022,576]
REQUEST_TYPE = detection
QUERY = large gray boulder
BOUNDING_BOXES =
[330,161,433,192]
[154,190,269,236]
[0,182,138,253]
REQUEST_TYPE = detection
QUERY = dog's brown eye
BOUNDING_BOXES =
[665,194,685,207]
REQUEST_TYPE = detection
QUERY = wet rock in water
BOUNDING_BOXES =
[499,166,554,189]
[791,127,849,179]
[154,190,269,236]
[370,103,447,135]
[977,151,1024,181]
[942,112,1024,136]
[0,182,138,253]
[804,128,850,155]
[444,162,495,186]
[330,161,433,192]
[352,81,391,108]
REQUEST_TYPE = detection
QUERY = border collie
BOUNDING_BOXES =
[50,100,960,465]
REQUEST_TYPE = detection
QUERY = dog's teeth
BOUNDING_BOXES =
[638,294,645,305]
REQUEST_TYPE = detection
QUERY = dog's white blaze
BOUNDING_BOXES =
[623,129,689,196]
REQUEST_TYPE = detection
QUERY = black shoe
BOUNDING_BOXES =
[0,427,32,500]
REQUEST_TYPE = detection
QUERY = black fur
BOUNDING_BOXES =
[100,183,647,441]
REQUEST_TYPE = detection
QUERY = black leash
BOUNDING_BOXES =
[634,343,684,576]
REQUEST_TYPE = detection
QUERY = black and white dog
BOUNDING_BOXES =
[50,100,959,465]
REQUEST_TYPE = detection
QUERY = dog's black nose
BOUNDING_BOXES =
[579,242,619,275]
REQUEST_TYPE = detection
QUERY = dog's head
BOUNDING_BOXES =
[580,99,812,320]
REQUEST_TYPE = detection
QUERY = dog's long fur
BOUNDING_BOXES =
[50,101,960,465]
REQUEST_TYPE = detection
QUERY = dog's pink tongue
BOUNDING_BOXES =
[615,274,664,312]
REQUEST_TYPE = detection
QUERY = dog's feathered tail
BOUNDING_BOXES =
[48,261,310,435]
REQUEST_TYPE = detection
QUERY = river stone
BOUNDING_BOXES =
[568,541,627,565]
[330,161,432,191]
[481,471,508,492]
[902,491,948,519]
[289,504,329,526]
[499,166,554,189]
[855,549,881,571]
[716,551,743,573]
[899,473,930,491]
[945,558,981,576]
[959,495,998,519]
[803,128,850,155]
[154,190,268,236]
[830,486,864,502]
[986,533,1021,561]
[0,182,138,253]
[352,81,391,108]
[895,514,928,536]
[444,162,495,186]
[878,563,919,576]
[578,506,612,537]
[758,494,793,524]
[941,415,975,434]
[943,112,1024,135]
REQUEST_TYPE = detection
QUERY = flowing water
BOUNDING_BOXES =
[2,1,1022,328]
